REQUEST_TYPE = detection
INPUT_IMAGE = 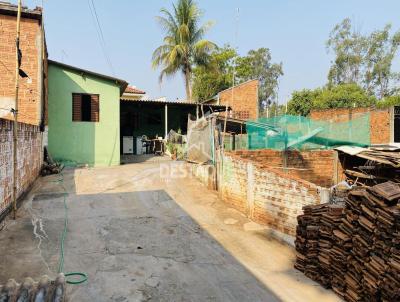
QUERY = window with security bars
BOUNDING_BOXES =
[72,93,99,122]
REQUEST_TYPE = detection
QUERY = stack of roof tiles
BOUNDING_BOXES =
[295,181,400,302]
[0,274,65,302]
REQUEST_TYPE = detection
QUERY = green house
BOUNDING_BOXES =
[48,60,127,166]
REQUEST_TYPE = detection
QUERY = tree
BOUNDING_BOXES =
[235,48,283,110]
[364,25,400,98]
[192,45,237,102]
[326,18,366,86]
[313,83,376,109]
[327,18,400,98]
[287,89,321,116]
[286,84,376,116]
[152,0,216,102]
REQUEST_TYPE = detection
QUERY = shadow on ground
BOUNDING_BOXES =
[0,179,280,301]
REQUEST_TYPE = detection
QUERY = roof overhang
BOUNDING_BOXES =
[120,99,230,112]
[0,3,42,21]
[49,60,128,95]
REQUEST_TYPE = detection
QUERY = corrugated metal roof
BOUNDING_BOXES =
[120,98,230,109]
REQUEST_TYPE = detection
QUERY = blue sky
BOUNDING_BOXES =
[22,0,400,102]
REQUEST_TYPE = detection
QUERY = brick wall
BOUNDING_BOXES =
[310,107,392,145]
[0,10,44,126]
[220,154,321,236]
[370,108,391,144]
[231,149,336,188]
[0,119,42,218]
[219,79,259,120]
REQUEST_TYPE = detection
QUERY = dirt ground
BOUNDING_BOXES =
[0,160,341,302]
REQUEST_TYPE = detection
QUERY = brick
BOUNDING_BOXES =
[0,119,42,217]
[0,13,46,126]
[220,154,321,235]
[219,80,259,120]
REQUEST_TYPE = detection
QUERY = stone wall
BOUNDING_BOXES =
[0,119,42,219]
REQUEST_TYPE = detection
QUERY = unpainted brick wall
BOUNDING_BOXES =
[232,149,336,188]
[0,119,42,217]
[0,13,43,126]
[221,154,321,236]
[309,107,392,145]
[219,79,259,120]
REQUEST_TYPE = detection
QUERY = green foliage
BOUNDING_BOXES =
[376,95,400,108]
[327,18,366,86]
[314,84,377,109]
[192,47,283,106]
[327,18,400,98]
[287,89,321,116]
[152,0,216,101]
[235,48,283,107]
[287,84,377,116]
[192,45,237,102]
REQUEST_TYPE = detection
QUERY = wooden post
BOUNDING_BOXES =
[12,0,22,220]
[164,104,168,139]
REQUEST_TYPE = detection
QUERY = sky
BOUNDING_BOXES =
[20,0,400,103]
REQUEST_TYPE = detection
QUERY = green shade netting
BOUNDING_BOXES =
[245,114,370,151]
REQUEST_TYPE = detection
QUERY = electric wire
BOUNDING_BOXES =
[87,0,115,76]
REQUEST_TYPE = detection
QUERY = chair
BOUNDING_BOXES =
[141,135,150,154]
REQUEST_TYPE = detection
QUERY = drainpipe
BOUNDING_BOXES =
[164,104,168,139]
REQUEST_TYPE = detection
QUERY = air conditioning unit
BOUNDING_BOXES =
[123,136,134,154]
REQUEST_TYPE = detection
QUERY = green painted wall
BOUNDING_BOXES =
[48,64,120,166]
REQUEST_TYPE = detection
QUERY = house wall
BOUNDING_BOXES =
[309,107,392,145]
[48,63,120,166]
[0,119,42,219]
[0,12,44,126]
[219,79,259,120]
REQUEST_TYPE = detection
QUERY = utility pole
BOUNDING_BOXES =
[13,0,22,220]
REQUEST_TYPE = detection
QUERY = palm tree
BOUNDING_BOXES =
[152,0,216,102]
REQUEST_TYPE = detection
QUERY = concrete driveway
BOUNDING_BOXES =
[0,161,340,302]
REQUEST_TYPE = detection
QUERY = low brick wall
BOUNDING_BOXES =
[0,119,42,218]
[220,154,322,236]
[232,149,336,188]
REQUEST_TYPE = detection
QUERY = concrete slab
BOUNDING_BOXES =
[0,162,341,302]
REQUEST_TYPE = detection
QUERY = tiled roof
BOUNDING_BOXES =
[125,86,145,94]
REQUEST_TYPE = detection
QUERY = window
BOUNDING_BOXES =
[72,93,99,122]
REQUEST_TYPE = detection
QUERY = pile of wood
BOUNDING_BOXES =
[41,146,63,176]
[295,181,400,302]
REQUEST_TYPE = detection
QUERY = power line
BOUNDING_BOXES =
[87,0,115,76]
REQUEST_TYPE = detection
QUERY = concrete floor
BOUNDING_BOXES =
[0,161,341,302]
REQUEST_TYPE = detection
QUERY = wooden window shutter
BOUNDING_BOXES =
[90,94,99,122]
[72,93,82,121]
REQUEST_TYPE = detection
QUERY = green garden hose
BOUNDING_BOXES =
[53,174,88,285]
